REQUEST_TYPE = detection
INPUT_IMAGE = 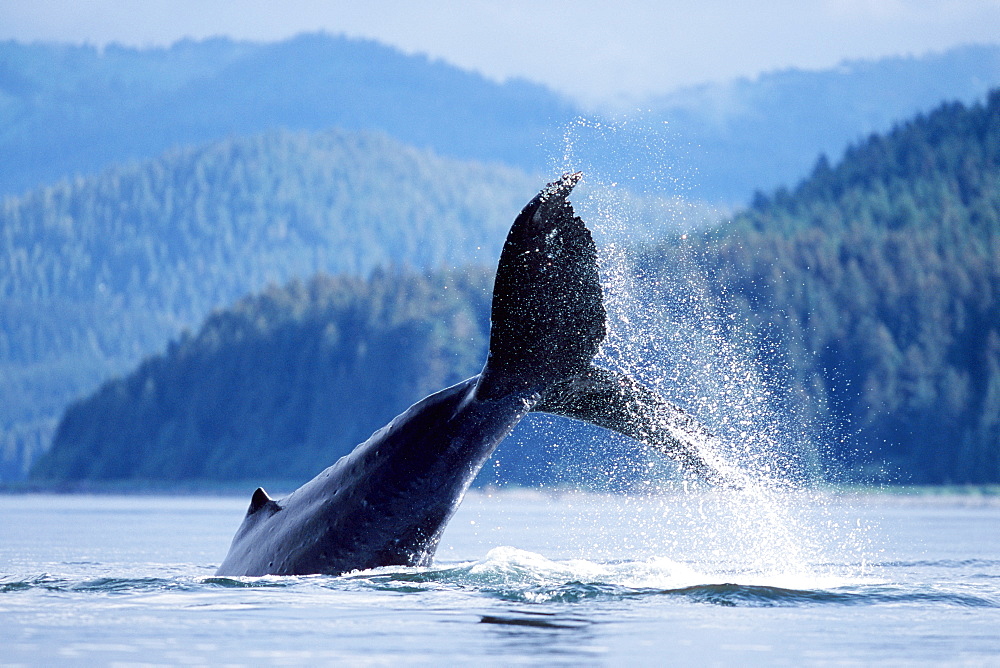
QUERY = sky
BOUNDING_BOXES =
[2,0,1000,106]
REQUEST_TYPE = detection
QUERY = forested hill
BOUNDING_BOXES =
[32,91,1000,486]
[0,127,537,481]
[30,270,494,483]
[673,90,1000,483]
[0,33,575,196]
[29,268,666,487]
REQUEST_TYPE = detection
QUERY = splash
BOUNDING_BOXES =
[341,545,890,606]
[539,115,878,583]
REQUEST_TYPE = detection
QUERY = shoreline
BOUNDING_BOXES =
[3,480,999,502]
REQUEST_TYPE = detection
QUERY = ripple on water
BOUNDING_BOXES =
[3,547,998,610]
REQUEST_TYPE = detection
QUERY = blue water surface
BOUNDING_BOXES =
[2,490,999,665]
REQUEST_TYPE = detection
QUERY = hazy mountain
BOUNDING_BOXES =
[2,36,999,203]
[0,33,575,197]
[0,127,538,481]
[644,44,1000,203]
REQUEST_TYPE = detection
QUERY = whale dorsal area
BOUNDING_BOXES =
[247,487,281,516]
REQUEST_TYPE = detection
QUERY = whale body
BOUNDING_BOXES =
[216,173,721,577]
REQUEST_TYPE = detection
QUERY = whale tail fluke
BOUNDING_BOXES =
[534,366,742,486]
[477,172,607,399]
[478,173,730,484]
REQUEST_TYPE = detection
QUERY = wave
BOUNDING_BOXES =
[878,559,1000,569]
[0,573,210,594]
[332,547,1000,608]
[3,547,999,608]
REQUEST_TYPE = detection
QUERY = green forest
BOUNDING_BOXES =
[30,270,493,483]
[681,90,1000,482]
[0,128,538,480]
[29,91,1000,486]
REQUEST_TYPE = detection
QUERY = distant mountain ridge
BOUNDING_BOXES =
[2,35,999,203]
[0,33,575,197]
[646,43,1000,203]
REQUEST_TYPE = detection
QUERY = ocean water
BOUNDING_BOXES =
[2,489,999,666]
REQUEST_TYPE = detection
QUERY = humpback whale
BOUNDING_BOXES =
[216,173,723,577]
